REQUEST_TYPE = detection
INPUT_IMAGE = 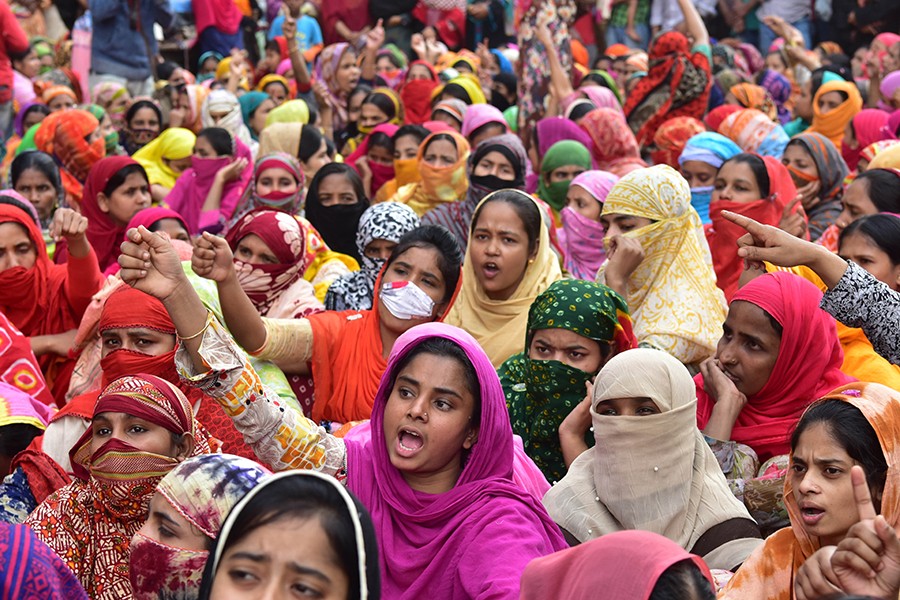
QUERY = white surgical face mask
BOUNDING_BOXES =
[380,280,435,320]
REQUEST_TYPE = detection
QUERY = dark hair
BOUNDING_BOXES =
[378,52,405,69]
[10,45,33,63]
[156,61,179,82]
[471,190,542,255]
[468,121,506,143]
[791,399,888,511]
[307,162,367,205]
[423,133,459,155]
[125,100,162,127]
[197,475,380,600]
[810,66,853,97]
[0,423,44,460]
[104,164,149,197]
[441,83,472,104]
[362,90,399,121]
[393,124,429,145]
[349,84,373,107]
[567,101,596,122]
[367,131,393,153]
[854,170,900,213]
[724,154,770,198]
[306,101,319,127]
[391,336,481,428]
[649,560,716,600]
[324,136,337,158]
[197,127,234,156]
[839,214,900,266]
[10,151,64,198]
[18,103,50,127]
[387,225,463,305]
[298,125,325,162]
[264,39,282,54]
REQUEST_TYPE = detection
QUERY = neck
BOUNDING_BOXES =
[379,322,400,360]
[401,462,462,495]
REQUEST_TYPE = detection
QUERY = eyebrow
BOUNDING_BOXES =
[739,332,766,347]
[152,510,181,529]
[398,374,462,399]
[228,552,333,582]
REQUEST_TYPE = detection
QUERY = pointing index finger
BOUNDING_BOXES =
[852,465,878,521]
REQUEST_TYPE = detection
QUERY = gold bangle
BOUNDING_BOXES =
[177,314,211,341]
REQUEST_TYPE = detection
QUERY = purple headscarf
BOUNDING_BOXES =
[14,102,50,138]
[758,69,793,125]
[528,117,598,192]
[345,323,567,599]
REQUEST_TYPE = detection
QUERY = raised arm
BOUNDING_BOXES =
[677,0,709,48]
[360,20,385,83]
[534,19,574,111]
[282,16,311,86]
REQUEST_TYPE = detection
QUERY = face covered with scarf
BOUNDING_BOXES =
[677,132,743,225]
[230,153,306,224]
[91,82,132,129]
[129,454,269,600]
[561,170,620,281]
[718,108,790,158]
[537,141,593,213]
[304,163,370,261]
[224,208,318,317]
[466,133,528,206]
[356,202,421,294]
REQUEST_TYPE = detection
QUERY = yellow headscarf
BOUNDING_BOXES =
[259,123,303,158]
[869,142,900,169]
[596,165,726,365]
[257,74,292,97]
[264,99,310,127]
[444,191,563,367]
[132,127,196,189]
[807,80,863,147]
[389,130,470,215]
[447,74,486,105]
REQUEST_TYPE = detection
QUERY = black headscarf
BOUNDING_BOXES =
[305,163,370,261]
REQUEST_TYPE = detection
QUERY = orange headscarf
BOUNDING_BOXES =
[389,131,470,216]
[729,83,777,121]
[33,110,105,207]
[807,80,863,147]
[720,382,900,600]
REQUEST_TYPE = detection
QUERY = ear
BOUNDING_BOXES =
[175,433,195,461]
[462,426,479,450]
[96,192,111,214]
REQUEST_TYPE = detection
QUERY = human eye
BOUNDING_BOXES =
[135,337,156,347]
[714,180,726,190]
[398,386,415,398]
[101,337,120,348]
[434,398,452,411]
[636,406,657,416]
[228,569,259,585]
[598,407,617,416]
[129,424,149,434]
[93,426,112,437]
[824,467,843,477]
[392,265,409,276]
[16,244,32,254]
[790,463,806,474]
[157,524,177,539]
[292,582,325,597]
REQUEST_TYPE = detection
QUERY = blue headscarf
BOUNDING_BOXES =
[491,49,513,74]
[678,132,742,224]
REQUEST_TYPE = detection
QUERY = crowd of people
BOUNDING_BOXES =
[1,0,900,597]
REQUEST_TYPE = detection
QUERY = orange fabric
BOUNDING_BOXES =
[807,80,863,148]
[720,382,900,599]
[308,268,463,423]
[729,83,777,121]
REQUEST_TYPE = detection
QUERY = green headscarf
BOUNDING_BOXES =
[586,70,622,105]
[536,140,593,212]
[503,106,518,132]
[499,279,636,483]
[84,104,120,154]
[15,124,41,156]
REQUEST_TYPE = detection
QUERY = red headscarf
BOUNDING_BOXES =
[0,311,54,406]
[708,155,804,300]
[400,61,439,125]
[581,108,647,177]
[79,156,146,272]
[704,104,742,132]
[624,32,712,146]
[33,110,105,208]
[347,123,399,194]
[651,116,706,168]
[521,530,714,600]
[695,272,855,461]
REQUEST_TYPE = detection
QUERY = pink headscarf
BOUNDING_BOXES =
[844,109,891,171]
[561,170,620,281]
[521,530,714,600]
[460,104,509,139]
[345,323,568,599]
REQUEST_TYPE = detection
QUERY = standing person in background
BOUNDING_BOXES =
[89,0,173,98]
[0,0,30,139]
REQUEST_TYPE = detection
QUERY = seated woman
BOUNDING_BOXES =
[521,530,717,600]
[0,202,104,401]
[560,170,620,281]
[126,208,191,244]
[0,522,89,598]
[325,202,421,312]
[499,280,637,483]
[696,271,854,531]
[129,454,269,600]
[806,79,863,148]
[544,349,762,570]
[115,239,569,597]
[373,124,431,202]
[305,163,371,262]
[0,383,53,479]
[720,383,898,598]
[200,90,257,158]
[709,153,800,300]
[536,141,592,216]
[197,470,380,600]
[346,124,398,199]
[678,134,743,225]
[42,85,78,112]
[8,152,66,254]
[423,133,529,251]
[258,122,332,183]
[121,100,164,156]
[25,375,211,599]
[841,109,892,174]
[780,133,848,241]
[460,104,509,148]
[431,99,467,132]
[228,153,305,225]
[596,165,725,368]
[191,224,462,424]
[2,103,49,177]
[818,168,900,252]
[132,127,196,204]
[164,127,253,236]
[445,190,563,368]
[33,110,105,208]
[650,117,707,170]
[581,108,647,178]
[388,131,471,216]
[238,91,276,143]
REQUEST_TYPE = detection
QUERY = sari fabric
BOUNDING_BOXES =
[624,32,712,146]
[0,523,88,599]
[544,348,761,569]
[720,383,900,600]
[709,155,799,300]
[26,375,211,600]
[789,133,848,241]
[344,323,568,599]
[757,69,792,124]
[263,99,310,127]
[224,209,321,319]
[650,117,706,168]
[0,311,54,406]
[499,279,636,482]
[258,122,302,157]
[132,128,196,189]
[33,110,104,207]
[561,170,619,281]
[460,104,508,139]
[597,165,725,365]
[581,109,647,177]
[718,108,790,157]
[807,80,863,147]
[521,530,713,600]
[445,191,563,368]
[695,272,855,462]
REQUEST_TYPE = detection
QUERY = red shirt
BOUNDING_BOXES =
[0,2,29,103]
